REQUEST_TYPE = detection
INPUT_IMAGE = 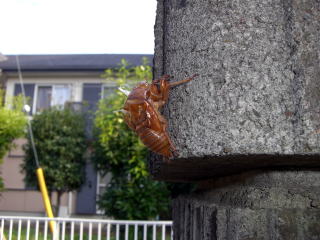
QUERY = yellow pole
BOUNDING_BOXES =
[36,168,56,235]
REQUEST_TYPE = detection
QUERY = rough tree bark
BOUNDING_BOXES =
[151,0,320,239]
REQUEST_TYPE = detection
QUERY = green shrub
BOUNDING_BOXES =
[0,90,27,190]
[93,58,170,220]
[22,107,87,213]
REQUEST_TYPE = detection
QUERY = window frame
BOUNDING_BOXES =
[101,83,118,99]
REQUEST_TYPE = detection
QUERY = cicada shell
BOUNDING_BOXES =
[121,74,197,158]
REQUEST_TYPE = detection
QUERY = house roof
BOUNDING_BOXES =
[0,54,153,72]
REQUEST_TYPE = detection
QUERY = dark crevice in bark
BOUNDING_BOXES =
[282,0,305,152]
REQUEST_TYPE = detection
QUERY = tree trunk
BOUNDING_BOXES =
[173,170,320,240]
[151,0,320,239]
[151,0,320,181]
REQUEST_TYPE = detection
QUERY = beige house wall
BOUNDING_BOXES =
[2,139,26,189]
[0,138,77,216]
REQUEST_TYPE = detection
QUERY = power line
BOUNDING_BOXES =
[16,55,40,168]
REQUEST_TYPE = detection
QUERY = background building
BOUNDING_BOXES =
[0,54,152,216]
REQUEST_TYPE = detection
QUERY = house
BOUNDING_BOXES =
[0,54,153,216]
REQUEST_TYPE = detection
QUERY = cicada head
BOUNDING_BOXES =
[149,75,171,102]
[135,81,149,89]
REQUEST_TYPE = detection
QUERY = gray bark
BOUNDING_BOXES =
[173,170,320,240]
[151,0,320,181]
[152,0,320,239]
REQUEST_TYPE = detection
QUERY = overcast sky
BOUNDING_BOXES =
[0,0,157,55]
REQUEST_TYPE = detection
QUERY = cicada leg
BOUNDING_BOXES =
[168,74,198,87]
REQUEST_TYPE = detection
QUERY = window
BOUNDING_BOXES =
[35,86,52,112]
[96,172,112,214]
[102,85,117,99]
[34,84,71,113]
[14,83,35,115]
[52,85,71,106]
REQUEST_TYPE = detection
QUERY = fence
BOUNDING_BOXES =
[0,216,173,240]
